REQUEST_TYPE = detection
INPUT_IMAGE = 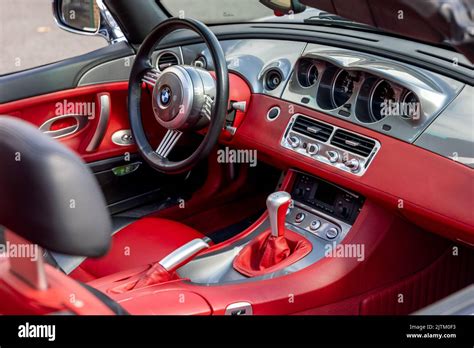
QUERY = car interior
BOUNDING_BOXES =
[0,0,473,316]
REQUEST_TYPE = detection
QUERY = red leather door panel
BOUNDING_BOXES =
[0,82,137,163]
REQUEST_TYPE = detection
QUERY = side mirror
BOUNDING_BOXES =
[52,0,100,35]
[259,0,307,15]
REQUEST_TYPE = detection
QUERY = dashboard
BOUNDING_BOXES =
[77,38,472,169]
[75,36,474,244]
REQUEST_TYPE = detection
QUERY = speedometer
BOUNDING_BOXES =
[369,80,396,122]
[331,70,356,108]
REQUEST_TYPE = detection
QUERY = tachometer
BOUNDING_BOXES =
[331,70,356,108]
[369,80,396,122]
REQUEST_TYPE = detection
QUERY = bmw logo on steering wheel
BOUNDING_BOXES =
[160,85,172,106]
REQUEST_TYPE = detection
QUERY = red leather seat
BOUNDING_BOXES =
[70,217,205,282]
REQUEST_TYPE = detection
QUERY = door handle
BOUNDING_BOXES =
[39,114,89,139]
[86,93,110,152]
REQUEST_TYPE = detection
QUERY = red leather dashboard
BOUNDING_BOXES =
[227,94,474,245]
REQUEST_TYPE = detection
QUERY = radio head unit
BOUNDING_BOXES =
[291,173,364,224]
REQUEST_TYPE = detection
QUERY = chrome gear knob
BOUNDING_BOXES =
[266,191,292,237]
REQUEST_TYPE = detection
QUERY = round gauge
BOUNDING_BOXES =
[331,70,355,108]
[369,80,396,122]
[401,91,421,120]
[297,59,318,87]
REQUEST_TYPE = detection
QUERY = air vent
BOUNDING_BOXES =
[264,69,283,90]
[292,116,333,142]
[156,52,179,71]
[330,129,376,157]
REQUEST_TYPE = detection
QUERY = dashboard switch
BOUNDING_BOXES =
[295,212,306,223]
[326,150,339,163]
[309,220,321,231]
[288,136,301,148]
[306,143,319,155]
[326,227,339,239]
[344,158,360,172]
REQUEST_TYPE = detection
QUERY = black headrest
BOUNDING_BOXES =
[0,117,111,257]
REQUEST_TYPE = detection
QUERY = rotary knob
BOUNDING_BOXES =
[326,227,339,239]
[306,143,319,155]
[309,220,321,231]
[344,158,360,172]
[288,136,301,148]
[326,150,339,163]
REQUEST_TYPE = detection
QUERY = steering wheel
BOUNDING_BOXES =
[128,18,229,174]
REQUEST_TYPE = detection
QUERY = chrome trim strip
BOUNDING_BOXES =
[86,94,110,152]
[142,68,160,86]
[156,129,183,158]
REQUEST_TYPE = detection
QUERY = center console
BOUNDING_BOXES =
[89,170,367,314]
[175,171,365,284]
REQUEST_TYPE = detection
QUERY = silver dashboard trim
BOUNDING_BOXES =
[281,114,381,176]
[282,44,464,143]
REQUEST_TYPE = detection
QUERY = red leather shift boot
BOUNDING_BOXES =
[110,263,179,294]
[233,229,312,277]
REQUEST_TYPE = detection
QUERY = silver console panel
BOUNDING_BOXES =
[177,201,352,285]
[281,114,381,176]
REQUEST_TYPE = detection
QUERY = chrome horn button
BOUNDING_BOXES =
[151,65,216,131]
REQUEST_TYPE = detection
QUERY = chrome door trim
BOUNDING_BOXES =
[85,94,110,152]
[39,114,89,139]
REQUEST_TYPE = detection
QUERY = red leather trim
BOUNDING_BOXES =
[0,258,113,315]
[71,217,204,280]
[0,82,135,163]
[228,94,474,245]
[116,289,212,315]
[233,229,312,277]
[359,246,474,315]
[110,263,178,294]
[89,192,452,315]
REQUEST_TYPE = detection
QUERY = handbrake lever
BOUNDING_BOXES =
[112,238,210,293]
[158,238,210,272]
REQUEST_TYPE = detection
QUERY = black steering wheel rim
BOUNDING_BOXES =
[128,18,229,174]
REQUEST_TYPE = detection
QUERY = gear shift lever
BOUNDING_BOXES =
[233,190,310,277]
[266,191,292,237]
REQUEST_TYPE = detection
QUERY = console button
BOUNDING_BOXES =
[295,212,306,223]
[306,143,319,155]
[309,220,321,231]
[344,158,360,172]
[326,227,339,239]
[288,136,300,148]
[326,150,339,163]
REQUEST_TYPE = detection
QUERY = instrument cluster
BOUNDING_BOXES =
[292,58,421,125]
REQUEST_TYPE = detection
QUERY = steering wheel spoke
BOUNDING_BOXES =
[142,68,160,87]
[156,129,182,158]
